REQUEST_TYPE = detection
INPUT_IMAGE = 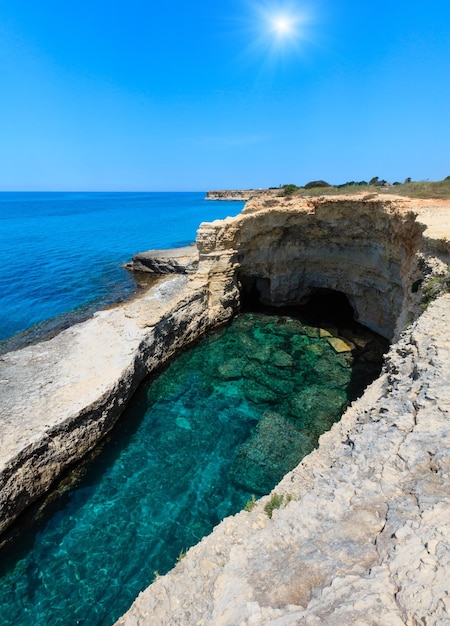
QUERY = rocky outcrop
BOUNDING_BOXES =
[116,294,450,625]
[127,245,199,274]
[197,195,436,341]
[1,193,450,623]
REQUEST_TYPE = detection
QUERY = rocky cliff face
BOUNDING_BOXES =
[116,194,450,624]
[197,195,432,341]
[1,194,450,624]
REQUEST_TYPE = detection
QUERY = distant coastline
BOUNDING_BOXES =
[205,189,280,201]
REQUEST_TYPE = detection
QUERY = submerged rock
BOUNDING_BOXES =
[217,357,247,380]
[231,412,314,494]
[289,385,348,427]
[243,379,279,404]
[271,349,294,368]
[327,336,355,353]
[175,417,192,430]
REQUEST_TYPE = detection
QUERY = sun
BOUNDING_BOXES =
[256,2,311,48]
[237,1,315,69]
[272,15,294,36]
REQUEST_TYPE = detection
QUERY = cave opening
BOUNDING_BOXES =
[299,288,356,326]
[239,274,356,328]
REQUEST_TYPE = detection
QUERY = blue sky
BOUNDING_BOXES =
[0,0,449,191]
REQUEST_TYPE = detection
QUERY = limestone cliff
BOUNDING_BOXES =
[1,194,450,624]
[198,194,428,340]
[117,194,450,624]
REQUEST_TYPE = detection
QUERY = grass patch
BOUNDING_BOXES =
[421,267,450,308]
[244,494,257,512]
[274,177,450,200]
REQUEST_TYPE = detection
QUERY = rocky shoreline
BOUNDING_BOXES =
[1,193,450,624]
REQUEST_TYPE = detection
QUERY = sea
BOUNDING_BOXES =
[0,192,244,354]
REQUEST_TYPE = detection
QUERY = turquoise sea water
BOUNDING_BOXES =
[0,192,244,352]
[0,311,385,626]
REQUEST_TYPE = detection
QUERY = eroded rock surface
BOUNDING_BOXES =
[116,295,450,626]
[129,245,199,274]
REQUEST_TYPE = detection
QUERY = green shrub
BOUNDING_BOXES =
[282,184,300,196]
[304,180,331,189]
[264,493,284,518]
[244,494,257,512]
[421,267,450,308]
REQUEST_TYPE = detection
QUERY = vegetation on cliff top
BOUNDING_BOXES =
[278,176,450,199]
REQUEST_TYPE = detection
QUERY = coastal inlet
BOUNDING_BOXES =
[0,309,386,625]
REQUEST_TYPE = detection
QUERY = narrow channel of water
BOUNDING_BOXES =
[0,312,386,625]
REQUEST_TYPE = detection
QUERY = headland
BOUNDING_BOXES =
[205,189,280,201]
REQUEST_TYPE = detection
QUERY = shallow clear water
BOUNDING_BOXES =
[0,312,384,626]
[0,192,243,351]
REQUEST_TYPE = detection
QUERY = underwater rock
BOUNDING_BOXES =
[218,358,247,380]
[327,336,355,353]
[271,350,294,368]
[237,334,272,362]
[175,417,192,430]
[231,412,314,494]
[313,357,352,389]
[302,341,329,357]
[289,385,348,425]
[243,362,295,396]
[243,379,279,404]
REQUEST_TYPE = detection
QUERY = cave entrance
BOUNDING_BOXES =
[238,275,271,309]
[238,275,356,328]
[300,288,356,327]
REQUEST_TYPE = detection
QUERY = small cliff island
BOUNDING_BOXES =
[1,193,450,624]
